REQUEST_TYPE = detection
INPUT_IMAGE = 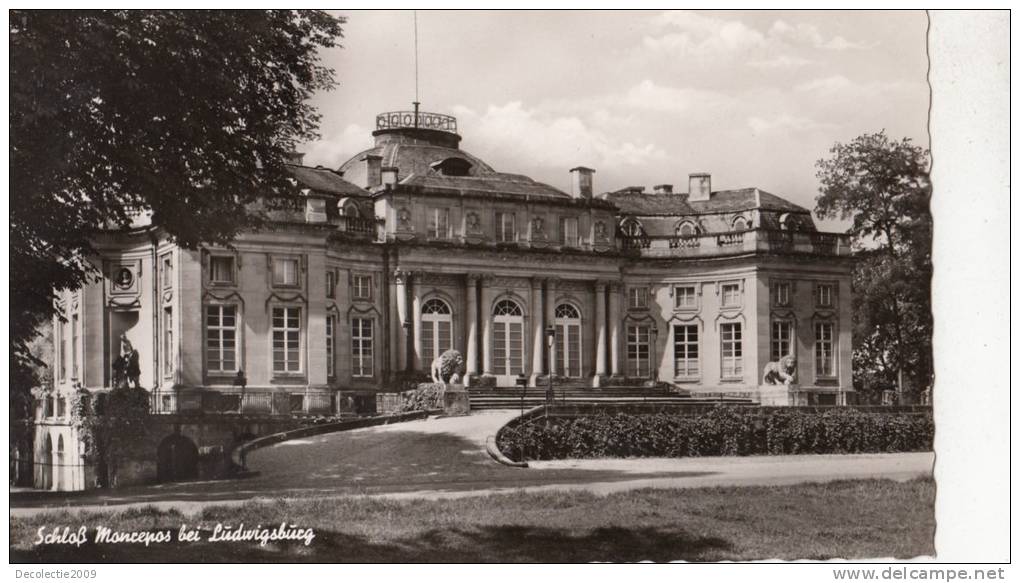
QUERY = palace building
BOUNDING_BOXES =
[34,107,853,490]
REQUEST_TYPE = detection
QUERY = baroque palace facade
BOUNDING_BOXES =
[34,108,852,490]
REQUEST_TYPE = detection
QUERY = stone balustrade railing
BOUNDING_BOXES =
[619,228,850,258]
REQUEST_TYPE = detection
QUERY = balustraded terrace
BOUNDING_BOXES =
[618,229,851,258]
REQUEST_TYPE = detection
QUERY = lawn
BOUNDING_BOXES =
[10,478,935,563]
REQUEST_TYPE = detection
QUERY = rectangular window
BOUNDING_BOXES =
[720,322,743,379]
[771,321,794,362]
[628,287,648,310]
[815,322,836,377]
[673,324,699,379]
[163,307,174,378]
[721,283,741,308]
[773,282,791,307]
[272,307,302,373]
[626,325,651,377]
[326,314,335,378]
[160,254,173,289]
[352,275,372,300]
[674,285,697,309]
[428,207,450,239]
[209,255,235,284]
[352,318,374,378]
[273,257,300,287]
[325,270,336,299]
[205,305,237,373]
[818,283,834,307]
[71,314,79,379]
[559,217,579,247]
[496,212,516,242]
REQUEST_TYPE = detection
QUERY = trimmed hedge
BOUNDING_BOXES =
[496,407,933,461]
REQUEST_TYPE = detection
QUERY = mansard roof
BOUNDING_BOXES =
[286,164,369,197]
[398,171,571,200]
[605,187,810,216]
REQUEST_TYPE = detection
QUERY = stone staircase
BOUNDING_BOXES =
[467,383,754,410]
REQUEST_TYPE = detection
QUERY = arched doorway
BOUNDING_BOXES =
[554,303,583,378]
[492,299,525,385]
[421,298,453,366]
[156,434,199,482]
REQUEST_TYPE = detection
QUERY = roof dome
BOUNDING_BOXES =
[337,108,496,186]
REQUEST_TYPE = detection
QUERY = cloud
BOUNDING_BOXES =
[620,79,731,113]
[748,55,814,69]
[795,75,857,93]
[639,12,875,62]
[643,11,766,56]
[451,101,666,170]
[747,114,837,134]
[302,123,371,167]
[769,20,876,51]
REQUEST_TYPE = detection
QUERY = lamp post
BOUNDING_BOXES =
[545,326,556,406]
[232,369,247,414]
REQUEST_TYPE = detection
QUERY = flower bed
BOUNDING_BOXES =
[496,407,933,461]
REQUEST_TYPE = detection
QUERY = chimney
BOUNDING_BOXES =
[381,166,400,190]
[569,167,595,199]
[284,151,305,165]
[362,154,383,189]
[689,173,712,202]
[653,184,673,195]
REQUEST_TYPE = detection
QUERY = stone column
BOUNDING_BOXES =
[480,275,494,376]
[530,277,545,385]
[608,281,621,377]
[465,274,479,382]
[393,270,409,372]
[594,280,608,384]
[411,273,423,371]
[545,278,558,377]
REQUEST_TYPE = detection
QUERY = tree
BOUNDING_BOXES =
[10,10,345,395]
[814,131,933,401]
[70,385,151,487]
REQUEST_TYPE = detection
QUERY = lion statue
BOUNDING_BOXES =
[762,354,797,385]
[430,349,465,386]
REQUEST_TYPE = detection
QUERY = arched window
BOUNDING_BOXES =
[492,299,524,317]
[422,298,452,314]
[421,298,453,365]
[732,216,749,231]
[675,221,700,237]
[779,213,791,230]
[554,303,582,377]
[492,299,525,378]
[619,218,644,238]
[554,303,580,319]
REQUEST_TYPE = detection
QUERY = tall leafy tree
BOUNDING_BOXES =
[10,10,345,399]
[815,131,933,401]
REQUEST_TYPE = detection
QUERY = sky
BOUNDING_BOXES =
[300,10,930,230]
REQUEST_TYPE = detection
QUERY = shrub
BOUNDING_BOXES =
[496,407,933,461]
[395,383,444,413]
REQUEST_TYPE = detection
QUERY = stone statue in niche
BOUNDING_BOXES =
[111,333,142,389]
[762,354,797,386]
[397,208,411,230]
[465,212,481,233]
[532,217,545,238]
[594,221,607,240]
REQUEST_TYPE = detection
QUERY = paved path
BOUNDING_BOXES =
[10,410,933,516]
